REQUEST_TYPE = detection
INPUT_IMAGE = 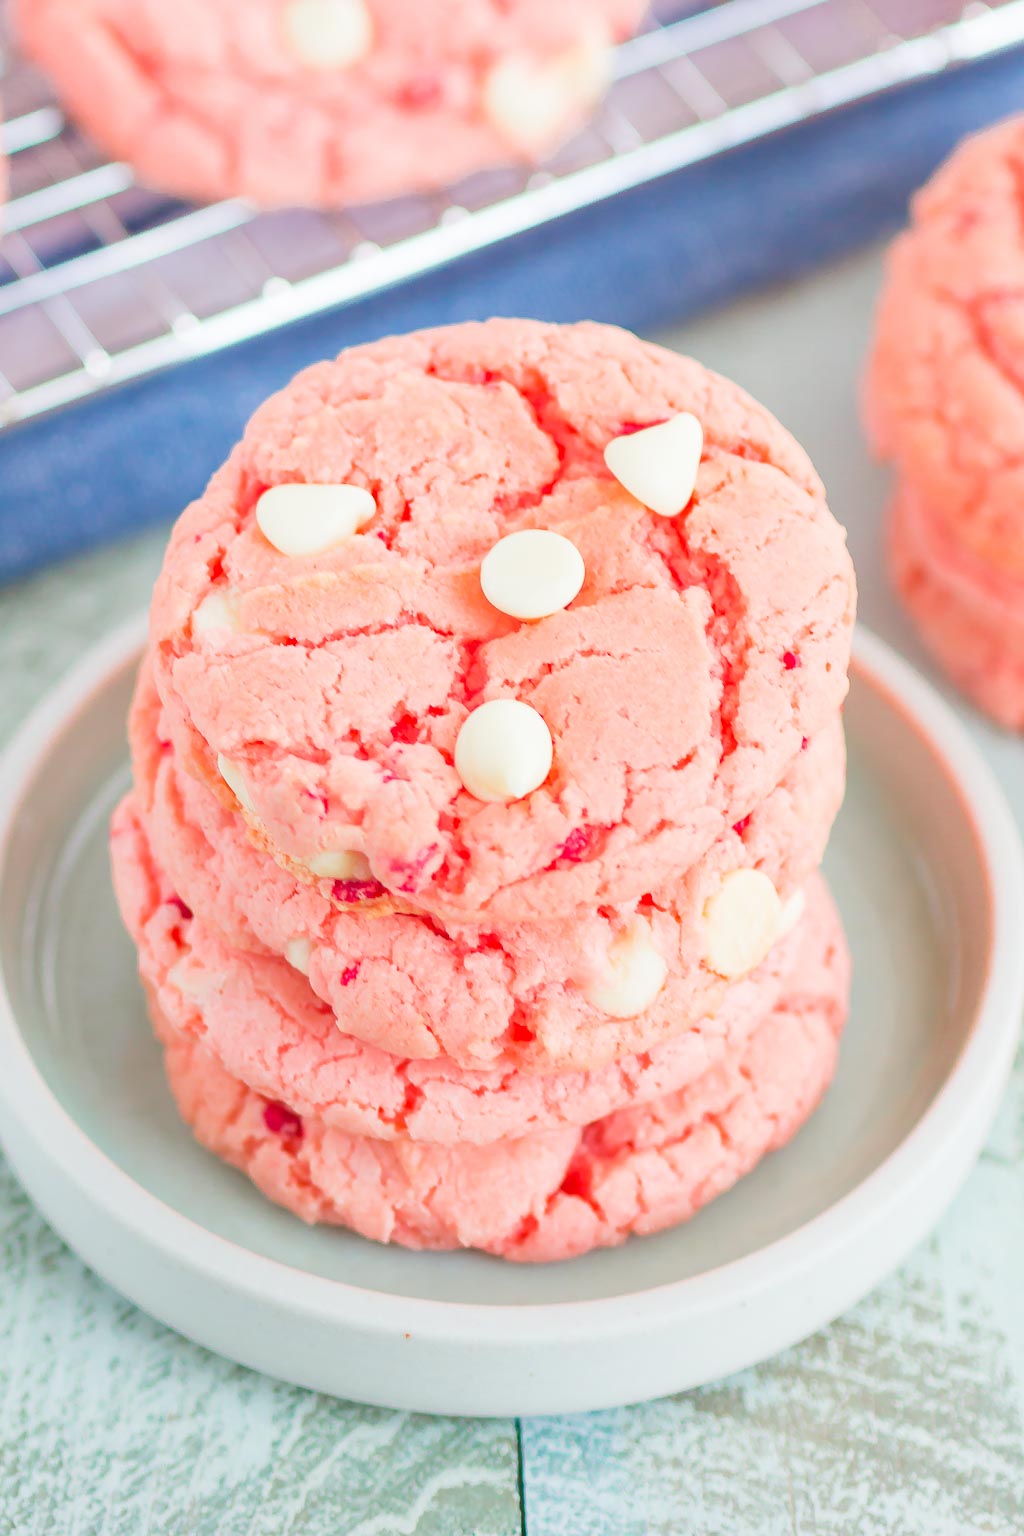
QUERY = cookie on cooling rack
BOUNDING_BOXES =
[14,0,646,207]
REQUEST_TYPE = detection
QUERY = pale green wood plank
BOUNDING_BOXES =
[522,1071,1024,1536]
[0,527,166,742]
[0,1162,520,1536]
[0,538,522,1536]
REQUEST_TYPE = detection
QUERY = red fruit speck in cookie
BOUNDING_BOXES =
[263,1100,304,1139]
[783,651,802,671]
[732,814,752,836]
[559,1164,593,1201]
[168,895,193,920]
[801,737,810,752]
[558,826,593,863]
[397,76,443,110]
[332,878,386,904]
[391,713,419,745]
[729,441,769,464]
[457,366,500,386]
[340,963,360,987]
[390,847,439,895]
[616,418,669,436]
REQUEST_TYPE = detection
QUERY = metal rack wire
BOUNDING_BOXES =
[1,0,1024,429]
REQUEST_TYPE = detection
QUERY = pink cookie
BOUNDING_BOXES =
[866,116,1024,723]
[150,885,849,1260]
[867,115,1024,578]
[114,782,835,1143]
[147,319,855,928]
[14,0,644,208]
[889,486,1024,728]
[128,654,845,1071]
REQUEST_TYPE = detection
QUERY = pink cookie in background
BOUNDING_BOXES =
[151,884,850,1260]
[147,318,855,929]
[129,655,845,1073]
[13,0,645,208]
[888,487,1024,728]
[112,782,835,1144]
[866,114,1024,728]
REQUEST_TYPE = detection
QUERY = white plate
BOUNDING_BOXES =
[0,619,1021,1417]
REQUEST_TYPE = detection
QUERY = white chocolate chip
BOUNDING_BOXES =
[255,482,376,557]
[778,886,807,938]
[582,918,668,1019]
[603,412,704,518]
[192,590,238,636]
[307,849,372,881]
[482,28,611,157]
[283,0,373,69]
[455,699,553,803]
[483,57,569,156]
[703,869,782,979]
[217,754,256,815]
[168,959,227,1001]
[480,529,585,621]
[561,24,613,105]
[286,938,312,975]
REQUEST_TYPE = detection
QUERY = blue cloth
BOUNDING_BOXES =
[2,47,1024,584]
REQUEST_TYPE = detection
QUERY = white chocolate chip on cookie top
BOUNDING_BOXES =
[604,412,704,517]
[455,699,553,803]
[482,28,610,159]
[255,482,376,556]
[283,0,373,69]
[480,529,585,621]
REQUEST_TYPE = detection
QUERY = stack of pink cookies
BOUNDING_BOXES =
[112,319,857,1261]
[867,116,1024,729]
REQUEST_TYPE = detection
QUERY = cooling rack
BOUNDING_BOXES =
[2,0,1024,430]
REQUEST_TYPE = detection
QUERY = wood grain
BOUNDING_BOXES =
[0,1159,521,1536]
[522,1130,1024,1535]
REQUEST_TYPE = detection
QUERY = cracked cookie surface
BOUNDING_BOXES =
[113,777,840,1139]
[148,875,848,1259]
[147,319,855,928]
[124,654,845,1071]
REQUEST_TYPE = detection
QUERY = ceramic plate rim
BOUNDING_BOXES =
[0,616,1022,1350]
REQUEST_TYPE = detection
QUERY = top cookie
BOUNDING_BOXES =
[151,318,855,926]
[15,0,644,207]
[866,114,1024,579]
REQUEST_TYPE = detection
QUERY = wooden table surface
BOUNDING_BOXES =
[1,250,1022,1535]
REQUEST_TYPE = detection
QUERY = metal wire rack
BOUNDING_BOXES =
[1,0,1024,429]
